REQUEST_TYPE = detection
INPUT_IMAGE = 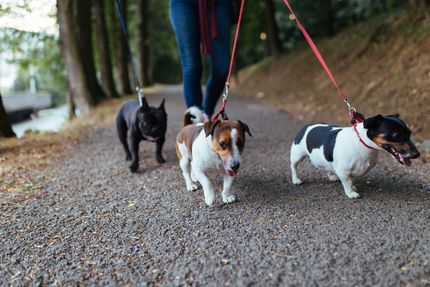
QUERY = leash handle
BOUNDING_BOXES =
[212,0,245,122]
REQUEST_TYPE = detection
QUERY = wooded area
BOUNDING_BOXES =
[0,0,428,138]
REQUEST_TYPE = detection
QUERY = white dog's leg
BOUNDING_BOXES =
[327,172,338,182]
[179,158,197,192]
[222,175,236,204]
[290,144,306,185]
[194,170,216,206]
[337,173,361,199]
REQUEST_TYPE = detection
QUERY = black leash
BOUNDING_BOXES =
[114,0,145,106]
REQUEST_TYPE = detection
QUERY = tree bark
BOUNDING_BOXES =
[319,0,335,36]
[57,0,95,114]
[93,0,119,98]
[112,0,133,95]
[137,0,152,86]
[265,0,282,56]
[0,94,16,138]
[74,0,105,102]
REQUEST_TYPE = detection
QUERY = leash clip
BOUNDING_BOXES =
[137,87,145,107]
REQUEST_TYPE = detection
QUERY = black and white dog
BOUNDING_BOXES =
[290,114,420,198]
[116,99,167,173]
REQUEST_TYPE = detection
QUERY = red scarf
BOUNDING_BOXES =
[198,0,218,54]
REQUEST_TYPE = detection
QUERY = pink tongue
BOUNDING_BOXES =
[399,155,411,166]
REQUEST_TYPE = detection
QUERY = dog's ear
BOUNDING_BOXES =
[158,98,165,111]
[139,98,150,112]
[238,121,252,137]
[363,114,384,129]
[204,120,220,137]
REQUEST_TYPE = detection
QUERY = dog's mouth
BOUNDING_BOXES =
[225,169,238,177]
[383,144,411,166]
[145,135,160,142]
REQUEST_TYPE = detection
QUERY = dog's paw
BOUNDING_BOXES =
[327,173,338,182]
[222,194,236,204]
[156,155,166,164]
[125,154,132,161]
[186,184,199,192]
[346,191,361,199]
[292,178,303,185]
[204,194,216,206]
[129,163,139,173]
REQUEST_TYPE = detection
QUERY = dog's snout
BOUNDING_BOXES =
[410,150,420,159]
[231,162,240,172]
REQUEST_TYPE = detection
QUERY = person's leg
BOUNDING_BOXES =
[203,0,232,116]
[169,0,203,109]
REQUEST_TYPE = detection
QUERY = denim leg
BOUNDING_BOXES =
[170,0,203,109]
[204,0,232,116]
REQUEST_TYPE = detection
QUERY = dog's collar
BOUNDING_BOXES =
[353,123,375,150]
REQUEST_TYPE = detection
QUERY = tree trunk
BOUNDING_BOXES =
[265,0,282,56]
[137,0,152,86]
[74,0,105,102]
[0,94,16,138]
[57,0,95,114]
[112,0,133,95]
[319,0,334,36]
[409,0,428,8]
[93,0,119,98]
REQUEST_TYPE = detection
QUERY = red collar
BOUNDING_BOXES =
[353,123,375,150]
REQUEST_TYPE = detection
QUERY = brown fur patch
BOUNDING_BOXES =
[373,134,416,153]
[176,125,204,159]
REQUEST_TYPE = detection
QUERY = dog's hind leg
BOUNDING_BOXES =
[327,172,338,182]
[116,116,131,161]
[290,143,306,185]
[180,158,198,192]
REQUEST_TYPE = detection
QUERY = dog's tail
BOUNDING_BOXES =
[184,106,206,126]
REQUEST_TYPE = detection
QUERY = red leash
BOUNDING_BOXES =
[282,0,364,125]
[212,0,245,122]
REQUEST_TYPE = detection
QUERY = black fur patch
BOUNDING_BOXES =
[294,124,311,145]
[306,125,341,162]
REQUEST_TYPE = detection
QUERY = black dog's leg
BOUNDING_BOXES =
[116,117,131,161]
[156,135,166,164]
[129,137,140,173]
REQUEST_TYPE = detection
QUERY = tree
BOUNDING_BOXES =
[408,0,428,9]
[319,0,334,36]
[112,0,133,95]
[74,0,105,102]
[137,0,152,86]
[57,0,96,114]
[265,0,283,55]
[93,0,118,98]
[0,94,16,138]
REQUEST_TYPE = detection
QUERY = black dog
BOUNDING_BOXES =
[116,99,167,173]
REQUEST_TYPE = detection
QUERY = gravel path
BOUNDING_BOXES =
[1,86,429,286]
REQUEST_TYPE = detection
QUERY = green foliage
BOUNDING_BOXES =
[0,28,67,105]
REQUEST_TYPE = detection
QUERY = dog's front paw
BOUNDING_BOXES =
[186,183,199,192]
[345,191,361,199]
[222,194,236,204]
[292,178,303,185]
[129,163,139,173]
[156,155,166,164]
[204,194,216,206]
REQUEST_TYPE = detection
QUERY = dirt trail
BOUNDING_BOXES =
[1,86,429,286]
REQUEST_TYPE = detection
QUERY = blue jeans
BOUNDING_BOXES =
[170,0,232,116]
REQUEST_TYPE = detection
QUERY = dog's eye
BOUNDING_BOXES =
[219,141,227,150]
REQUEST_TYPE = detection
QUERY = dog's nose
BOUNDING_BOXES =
[410,150,420,159]
[231,162,240,172]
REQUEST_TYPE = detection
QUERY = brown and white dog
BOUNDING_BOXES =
[175,107,252,206]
